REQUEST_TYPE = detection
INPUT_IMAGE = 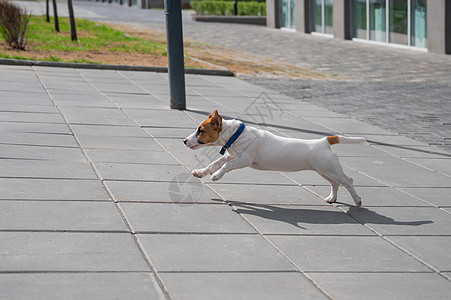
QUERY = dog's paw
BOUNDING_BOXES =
[191,169,207,178]
[324,195,337,204]
[210,171,224,182]
[356,198,362,207]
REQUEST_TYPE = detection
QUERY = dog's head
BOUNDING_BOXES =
[184,110,223,150]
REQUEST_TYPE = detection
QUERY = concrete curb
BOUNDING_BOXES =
[0,58,234,76]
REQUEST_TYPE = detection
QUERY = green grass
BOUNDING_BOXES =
[13,15,166,55]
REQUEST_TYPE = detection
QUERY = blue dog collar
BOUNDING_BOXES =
[220,123,245,155]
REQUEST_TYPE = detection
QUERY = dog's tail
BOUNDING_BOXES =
[327,135,367,146]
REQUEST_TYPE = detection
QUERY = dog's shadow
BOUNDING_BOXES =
[228,201,433,231]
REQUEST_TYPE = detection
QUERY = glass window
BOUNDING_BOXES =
[352,0,367,39]
[324,0,334,34]
[389,0,408,45]
[290,0,296,28]
[311,0,323,33]
[369,0,386,42]
[280,0,289,28]
[280,0,296,29]
[411,0,427,48]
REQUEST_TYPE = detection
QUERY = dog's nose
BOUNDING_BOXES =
[183,139,187,145]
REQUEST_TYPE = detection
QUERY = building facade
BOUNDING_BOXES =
[267,0,451,54]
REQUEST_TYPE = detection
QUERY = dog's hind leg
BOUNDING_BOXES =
[312,153,362,207]
[319,174,340,204]
[322,170,361,207]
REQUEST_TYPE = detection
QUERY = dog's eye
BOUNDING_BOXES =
[197,128,204,135]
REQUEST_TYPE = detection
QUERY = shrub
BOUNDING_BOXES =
[0,0,31,50]
[191,0,266,16]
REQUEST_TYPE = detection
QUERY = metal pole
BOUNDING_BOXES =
[164,0,186,110]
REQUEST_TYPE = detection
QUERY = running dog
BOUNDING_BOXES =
[184,110,365,206]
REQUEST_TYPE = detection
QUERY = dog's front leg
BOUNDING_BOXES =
[192,154,233,178]
[210,156,252,181]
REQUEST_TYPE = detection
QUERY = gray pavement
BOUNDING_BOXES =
[1,64,451,299]
[14,1,451,152]
[1,1,451,299]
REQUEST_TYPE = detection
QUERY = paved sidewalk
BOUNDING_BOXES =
[14,0,451,152]
[1,65,450,299]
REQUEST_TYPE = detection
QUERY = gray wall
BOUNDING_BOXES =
[266,0,450,54]
[427,0,451,54]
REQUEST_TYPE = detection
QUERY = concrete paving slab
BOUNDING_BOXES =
[53,98,117,108]
[233,204,374,236]
[154,137,215,167]
[0,232,149,272]
[0,178,109,201]
[405,157,451,177]
[0,201,128,232]
[0,132,78,148]
[306,186,431,207]
[400,187,451,208]
[50,92,109,101]
[0,160,97,180]
[106,93,168,109]
[143,127,193,139]
[159,272,328,300]
[34,66,79,76]
[209,183,326,205]
[120,203,255,233]
[363,134,430,146]
[95,163,188,181]
[71,124,148,137]
[78,69,127,79]
[341,157,451,187]
[258,116,336,137]
[308,272,451,300]
[85,149,178,164]
[373,144,451,159]
[0,121,72,134]
[137,234,295,272]
[124,109,196,127]
[0,103,59,113]
[0,144,86,162]
[91,82,148,94]
[59,107,136,126]
[46,84,95,93]
[0,273,164,300]
[388,236,451,272]
[0,91,53,106]
[104,180,219,203]
[0,111,65,124]
[77,135,162,151]
[304,117,395,135]
[268,235,430,272]
[0,82,45,94]
[343,207,449,235]
[282,168,386,187]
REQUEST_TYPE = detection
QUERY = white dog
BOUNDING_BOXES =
[184,110,365,206]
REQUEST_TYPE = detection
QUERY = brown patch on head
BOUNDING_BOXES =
[196,110,223,144]
[327,135,340,145]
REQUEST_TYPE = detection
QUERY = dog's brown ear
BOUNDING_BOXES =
[211,110,222,131]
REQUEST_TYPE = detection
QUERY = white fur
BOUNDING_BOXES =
[184,118,365,206]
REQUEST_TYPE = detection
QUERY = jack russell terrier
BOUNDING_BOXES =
[184,110,365,207]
